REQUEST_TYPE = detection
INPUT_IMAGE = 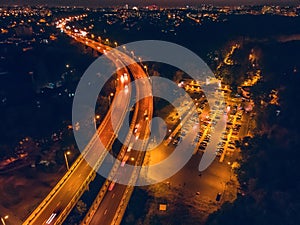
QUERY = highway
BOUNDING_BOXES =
[58,17,155,224]
[87,63,153,225]
[23,18,135,225]
[70,34,154,224]
[36,16,152,225]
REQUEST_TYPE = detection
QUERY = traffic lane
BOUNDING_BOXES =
[98,139,145,225]
[37,115,122,224]
[89,165,136,225]
[34,85,129,224]
[88,95,145,225]
[88,87,152,224]
[81,42,152,224]
[35,160,93,224]
[30,29,132,224]
[88,184,125,225]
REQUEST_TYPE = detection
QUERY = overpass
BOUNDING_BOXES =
[22,18,144,225]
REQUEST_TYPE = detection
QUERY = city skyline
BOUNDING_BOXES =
[0,0,299,7]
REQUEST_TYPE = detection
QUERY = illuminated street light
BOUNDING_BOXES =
[108,92,114,105]
[64,151,71,170]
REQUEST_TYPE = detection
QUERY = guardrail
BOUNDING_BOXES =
[23,76,119,224]
[109,80,153,225]
[53,79,131,225]
[109,124,151,225]
[23,44,131,225]
[80,68,140,225]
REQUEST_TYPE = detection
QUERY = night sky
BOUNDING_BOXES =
[0,0,298,7]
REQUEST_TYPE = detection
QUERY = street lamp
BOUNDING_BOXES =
[108,92,114,106]
[1,215,8,225]
[64,151,71,170]
[143,65,148,74]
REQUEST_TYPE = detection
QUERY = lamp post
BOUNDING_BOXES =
[64,151,71,170]
[108,92,114,106]
[1,215,8,225]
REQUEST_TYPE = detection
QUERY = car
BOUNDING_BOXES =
[217,147,224,152]
[108,178,117,191]
[45,208,62,224]
[218,141,226,146]
[215,152,222,157]
[201,142,208,147]
[121,153,130,167]
[203,121,209,126]
[127,143,133,152]
[232,131,239,135]
[199,146,206,151]
[124,84,129,94]
[228,145,235,150]
[173,139,179,145]
[143,110,150,121]
[204,137,210,142]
